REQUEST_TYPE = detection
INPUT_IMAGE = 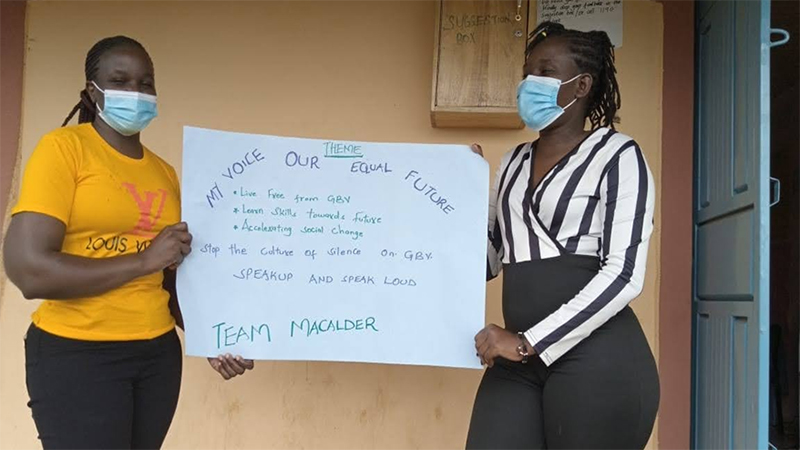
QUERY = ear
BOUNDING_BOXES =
[574,74,594,100]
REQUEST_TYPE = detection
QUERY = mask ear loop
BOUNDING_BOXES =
[562,97,579,111]
[91,81,105,113]
[91,80,105,94]
[559,73,587,110]
[561,73,586,85]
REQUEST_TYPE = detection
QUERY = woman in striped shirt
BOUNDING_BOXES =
[466,22,659,449]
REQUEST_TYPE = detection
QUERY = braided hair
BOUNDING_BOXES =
[525,22,620,129]
[62,36,150,127]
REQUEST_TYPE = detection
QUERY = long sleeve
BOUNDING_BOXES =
[486,160,505,281]
[523,144,655,366]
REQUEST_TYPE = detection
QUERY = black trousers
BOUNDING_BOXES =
[466,256,660,449]
[24,324,182,450]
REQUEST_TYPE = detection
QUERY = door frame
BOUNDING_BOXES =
[657,1,695,448]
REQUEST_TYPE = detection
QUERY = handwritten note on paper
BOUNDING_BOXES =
[537,0,623,47]
[177,127,489,369]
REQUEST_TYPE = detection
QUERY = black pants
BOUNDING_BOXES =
[24,324,182,450]
[466,256,660,449]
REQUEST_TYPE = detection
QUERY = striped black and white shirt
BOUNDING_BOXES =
[487,127,655,366]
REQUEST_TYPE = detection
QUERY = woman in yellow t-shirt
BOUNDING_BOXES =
[3,36,253,449]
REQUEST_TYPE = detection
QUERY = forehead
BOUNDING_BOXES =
[96,45,153,75]
[525,36,577,69]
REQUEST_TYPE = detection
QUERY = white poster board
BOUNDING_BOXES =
[177,127,488,369]
[537,0,623,48]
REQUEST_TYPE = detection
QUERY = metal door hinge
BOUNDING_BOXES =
[770,177,781,207]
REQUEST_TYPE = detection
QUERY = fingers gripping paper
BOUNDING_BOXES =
[178,127,488,369]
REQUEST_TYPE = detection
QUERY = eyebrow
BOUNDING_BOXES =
[107,69,154,77]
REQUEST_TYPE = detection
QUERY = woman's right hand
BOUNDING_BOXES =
[470,144,484,158]
[208,355,255,380]
[141,222,192,273]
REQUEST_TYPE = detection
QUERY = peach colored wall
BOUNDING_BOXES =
[0,2,664,449]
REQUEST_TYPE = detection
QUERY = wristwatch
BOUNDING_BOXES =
[516,332,530,364]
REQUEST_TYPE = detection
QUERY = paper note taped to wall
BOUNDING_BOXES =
[537,0,623,48]
[177,127,488,369]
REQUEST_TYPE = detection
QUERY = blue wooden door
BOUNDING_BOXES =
[693,0,774,448]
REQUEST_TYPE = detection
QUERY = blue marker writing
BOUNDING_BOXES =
[213,322,271,349]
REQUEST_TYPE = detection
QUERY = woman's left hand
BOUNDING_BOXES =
[475,324,532,367]
[207,354,255,380]
[470,144,484,158]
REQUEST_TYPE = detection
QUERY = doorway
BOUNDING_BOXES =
[769,1,800,448]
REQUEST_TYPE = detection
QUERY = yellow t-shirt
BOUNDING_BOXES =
[12,124,180,341]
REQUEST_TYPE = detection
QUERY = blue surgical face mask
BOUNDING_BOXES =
[92,81,158,136]
[517,73,582,131]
